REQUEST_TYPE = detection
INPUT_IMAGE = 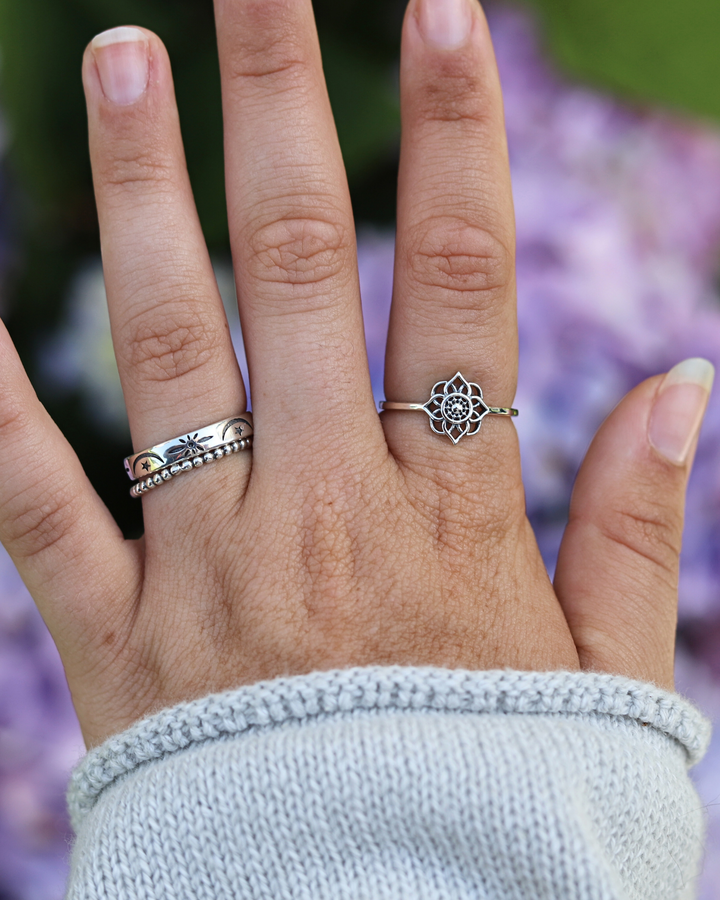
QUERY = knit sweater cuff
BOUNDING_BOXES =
[66,667,712,899]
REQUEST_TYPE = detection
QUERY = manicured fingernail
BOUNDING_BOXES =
[416,0,473,49]
[92,27,149,106]
[648,358,714,466]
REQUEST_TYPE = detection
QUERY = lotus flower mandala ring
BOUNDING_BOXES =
[380,373,518,444]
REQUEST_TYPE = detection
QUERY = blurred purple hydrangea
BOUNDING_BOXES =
[493,8,720,631]
[5,5,720,897]
[0,546,84,899]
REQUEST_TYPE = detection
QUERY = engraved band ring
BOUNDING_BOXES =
[124,414,254,498]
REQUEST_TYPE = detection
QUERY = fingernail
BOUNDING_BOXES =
[416,0,473,49]
[92,27,149,106]
[648,358,715,466]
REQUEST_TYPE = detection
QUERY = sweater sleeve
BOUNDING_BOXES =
[65,667,711,900]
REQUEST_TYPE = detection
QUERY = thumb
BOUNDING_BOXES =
[553,358,714,691]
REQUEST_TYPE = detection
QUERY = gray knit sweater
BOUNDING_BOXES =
[66,667,711,899]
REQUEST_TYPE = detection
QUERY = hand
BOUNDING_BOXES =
[0,0,712,748]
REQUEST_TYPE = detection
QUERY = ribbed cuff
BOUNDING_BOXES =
[68,665,711,831]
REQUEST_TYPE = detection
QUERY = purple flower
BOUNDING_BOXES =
[0,546,83,899]
[6,5,720,896]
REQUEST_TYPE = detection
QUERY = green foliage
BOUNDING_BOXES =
[320,30,399,181]
[0,0,211,215]
[0,0,401,243]
[523,0,720,124]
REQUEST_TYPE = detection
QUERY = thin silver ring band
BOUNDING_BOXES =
[381,402,518,416]
[130,437,252,498]
[124,414,254,481]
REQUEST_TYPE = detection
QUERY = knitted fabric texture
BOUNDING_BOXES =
[66,667,711,899]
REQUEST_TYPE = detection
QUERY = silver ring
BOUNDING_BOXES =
[129,437,252,498]
[380,372,517,444]
[124,414,254,481]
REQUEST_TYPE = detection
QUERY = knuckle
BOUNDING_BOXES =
[416,68,491,126]
[99,145,175,194]
[10,480,81,564]
[123,305,221,384]
[247,215,352,289]
[0,402,32,439]
[228,49,308,87]
[401,461,525,556]
[224,12,308,86]
[595,500,683,576]
[294,472,373,612]
[407,216,513,301]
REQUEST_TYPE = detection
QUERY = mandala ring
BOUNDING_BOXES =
[380,373,517,445]
[123,413,254,497]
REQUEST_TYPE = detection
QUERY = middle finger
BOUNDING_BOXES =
[214,0,382,467]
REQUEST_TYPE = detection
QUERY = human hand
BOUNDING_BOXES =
[0,0,712,748]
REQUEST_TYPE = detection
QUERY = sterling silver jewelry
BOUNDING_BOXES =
[129,437,252,498]
[380,372,517,444]
[124,414,254,481]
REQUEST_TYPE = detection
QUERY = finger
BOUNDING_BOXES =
[83,29,246,479]
[384,0,519,483]
[214,0,381,464]
[553,359,715,690]
[0,319,139,664]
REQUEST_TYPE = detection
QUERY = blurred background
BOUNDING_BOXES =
[1,0,720,897]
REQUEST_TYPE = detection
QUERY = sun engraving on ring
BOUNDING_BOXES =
[422,372,490,444]
[164,432,213,463]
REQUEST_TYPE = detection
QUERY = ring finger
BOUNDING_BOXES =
[83,28,247,510]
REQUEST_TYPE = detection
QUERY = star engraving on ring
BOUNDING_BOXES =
[422,372,490,444]
[222,417,253,442]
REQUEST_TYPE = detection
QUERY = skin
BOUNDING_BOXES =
[0,0,702,749]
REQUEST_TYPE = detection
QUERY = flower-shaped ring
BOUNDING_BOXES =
[380,373,518,444]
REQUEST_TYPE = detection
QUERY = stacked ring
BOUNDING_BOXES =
[124,414,253,498]
[129,438,252,498]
